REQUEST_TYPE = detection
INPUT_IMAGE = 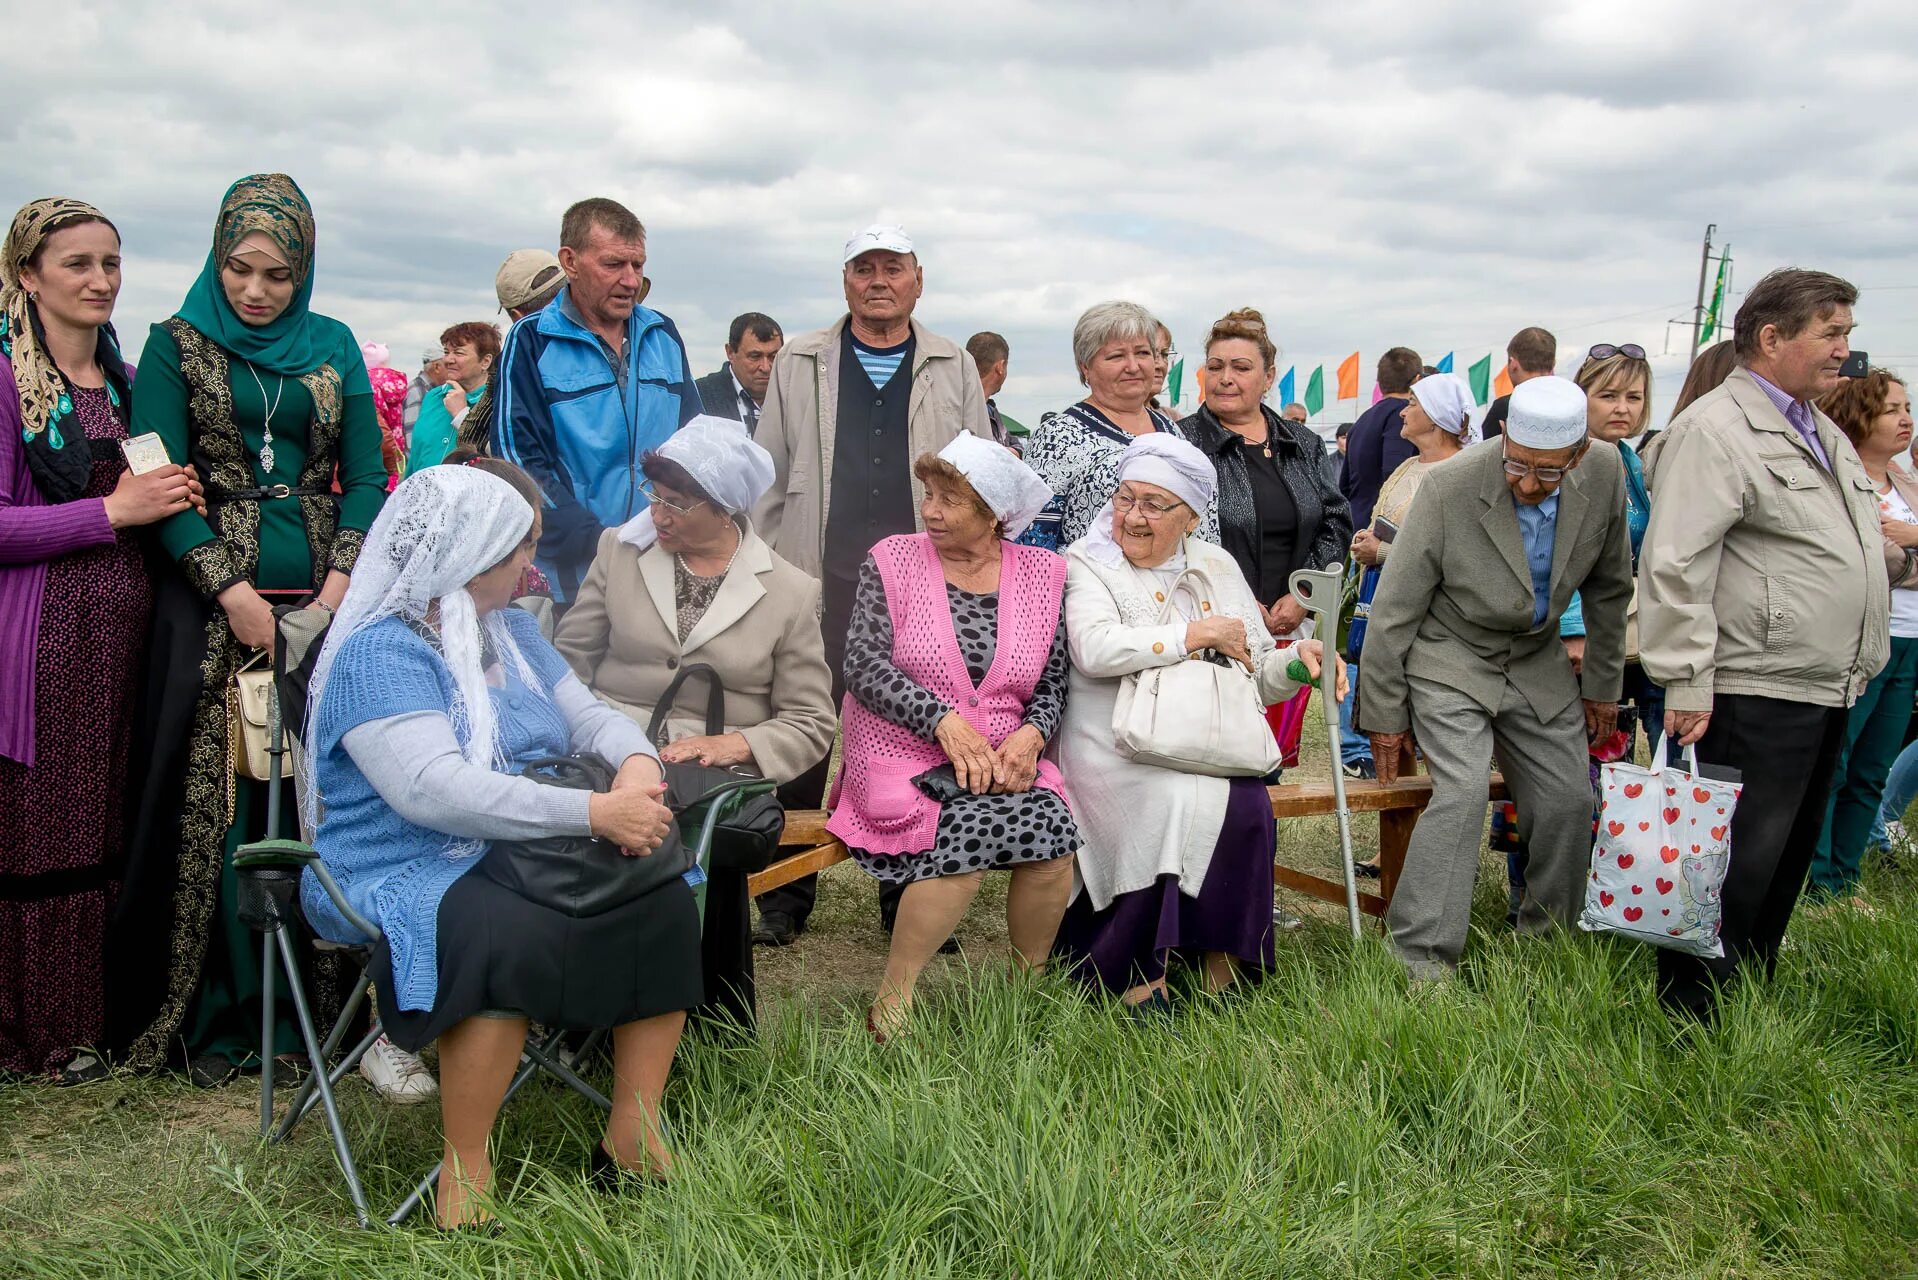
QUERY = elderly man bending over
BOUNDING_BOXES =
[1358,376,1633,978]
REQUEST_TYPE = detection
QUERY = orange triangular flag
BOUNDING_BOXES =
[1194,365,1207,405]
[1493,365,1514,398]
[1336,352,1360,400]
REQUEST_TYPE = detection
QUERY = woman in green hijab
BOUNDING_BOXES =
[110,174,387,1085]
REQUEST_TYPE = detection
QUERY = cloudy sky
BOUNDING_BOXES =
[7,1,1915,430]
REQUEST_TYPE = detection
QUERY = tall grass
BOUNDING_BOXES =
[4,859,1915,1278]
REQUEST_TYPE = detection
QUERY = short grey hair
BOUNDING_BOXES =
[1072,300,1160,380]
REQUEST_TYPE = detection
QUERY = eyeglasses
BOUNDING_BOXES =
[1500,442,1586,484]
[1113,491,1187,520]
[641,483,705,516]
[1586,343,1646,361]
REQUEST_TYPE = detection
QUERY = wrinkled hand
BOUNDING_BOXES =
[1265,593,1307,637]
[658,732,753,769]
[1369,730,1418,785]
[1563,635,1587,676]
[1287,640,1350,703]
[442,382,468,416]
[218,581,277,653]
[1350,527,1383,567]
[1664,708,1712,747]
[1882,518,1918,549]
[1186,615,1251,670]
[104,463,195,528]
[937,711,999,795]
[589,779,673,855]
[992,724,1046,794]
[613,753,664,793]
[1583,699,1619,743]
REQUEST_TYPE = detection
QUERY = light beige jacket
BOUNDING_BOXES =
[552,523,836,784]
[1638,367,1890,712]
[751,314,992,578]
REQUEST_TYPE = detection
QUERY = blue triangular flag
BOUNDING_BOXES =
[1278,366,1296,409]
[1436,352,1455,374]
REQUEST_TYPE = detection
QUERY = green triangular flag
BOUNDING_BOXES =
[1167,357,1184,407]
[1304,366,1325,416]
[1468,354,1492,406]
[1700,248,1731,345]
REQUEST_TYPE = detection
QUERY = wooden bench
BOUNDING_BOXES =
[747,776,1509,923]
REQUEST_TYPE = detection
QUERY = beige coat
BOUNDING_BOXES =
[1639,367,1890,712]
[751,314,992,577]
[552,524,836,784]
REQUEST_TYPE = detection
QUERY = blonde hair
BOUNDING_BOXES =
[1575,352,1653,435]
[1205,307,1278,371]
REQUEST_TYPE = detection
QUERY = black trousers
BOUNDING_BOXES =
[1655,693,1847,1019]
[753,569,906,930]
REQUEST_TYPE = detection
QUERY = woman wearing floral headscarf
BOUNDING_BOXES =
[110,175,387,1084]
[0,199,205,1082]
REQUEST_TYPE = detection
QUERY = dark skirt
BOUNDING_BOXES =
[1054,777,1276,995]
[373,855,704,1054]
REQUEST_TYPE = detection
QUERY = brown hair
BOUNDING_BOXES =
[966,330,1009,370]
[559,197,646,251]
[1574,352,1654,434]
[25,211,120,271]
[1733,268,1858,361]
[1506,326,1556,375]
[1818,368,1907,449]
[639,450,717,509]
[912,454,999,533]
[1377,347,1422,395]
[1670,340,1737,418]
[1205,307,1277,371]
[439,321,501,364]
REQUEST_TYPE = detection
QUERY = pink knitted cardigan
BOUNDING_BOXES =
[827,533,1070,856]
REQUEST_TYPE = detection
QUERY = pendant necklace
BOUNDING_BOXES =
[244,360,285,474]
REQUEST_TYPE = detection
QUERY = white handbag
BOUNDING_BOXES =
[1111,563,1282,779]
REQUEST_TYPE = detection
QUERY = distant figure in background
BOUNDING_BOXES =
[1481,327,1557,439]
[1668,339,1738,420]
[696,312,782,434]
[1148,321,1176,415]
[407,321,497,475]
[402,349,445,431]
[1281,402,1309,426]
[361,341,409,490]
[457,249,566,455]
[967,330,1024,450]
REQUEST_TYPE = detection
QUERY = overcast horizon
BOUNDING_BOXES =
[6,1,1915,430]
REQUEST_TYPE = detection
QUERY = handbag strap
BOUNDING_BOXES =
[646,661,726,741]
[518,752,619,792]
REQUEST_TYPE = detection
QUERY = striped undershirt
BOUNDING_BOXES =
[850,333,910,388]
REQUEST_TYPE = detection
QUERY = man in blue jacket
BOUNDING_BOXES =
[494,197,701,602]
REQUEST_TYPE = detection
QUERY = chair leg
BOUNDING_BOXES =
[519,1029,612,1112]
[277,1022,382,1141]
[276,928,372,1229]
[259,932,278,1139]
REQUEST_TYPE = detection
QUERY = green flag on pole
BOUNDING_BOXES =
[1700,248,1731,345]
[1304,366,1325,416]
[1167,356,1184,407]
[1468,354,1493,406]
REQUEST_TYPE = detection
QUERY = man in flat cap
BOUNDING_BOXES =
[1359,375,1634,978]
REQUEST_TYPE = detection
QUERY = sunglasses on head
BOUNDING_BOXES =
[1586,343,1646,361]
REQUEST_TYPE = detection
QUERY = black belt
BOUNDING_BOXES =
[207,483,332,504]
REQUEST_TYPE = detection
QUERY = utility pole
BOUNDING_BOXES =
[1688,223,1716,369]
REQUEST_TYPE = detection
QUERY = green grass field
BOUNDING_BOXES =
[4,700,1915,1278]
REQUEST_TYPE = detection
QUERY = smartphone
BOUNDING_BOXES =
[119,433,173,475]
[1373,516,1400,545]
[1839,350,1870,379]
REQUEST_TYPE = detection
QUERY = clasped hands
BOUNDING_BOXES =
[936,714,1045,796]
[587,754,676,856]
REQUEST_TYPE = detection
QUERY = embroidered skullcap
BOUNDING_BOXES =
[1410,372,1477,444]
[616,415,776,550]
[1114,432,1217,516]
[1506,375,1590,450]
[936,431,1052,539]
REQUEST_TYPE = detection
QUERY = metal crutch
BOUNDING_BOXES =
[1288,563,1364,939]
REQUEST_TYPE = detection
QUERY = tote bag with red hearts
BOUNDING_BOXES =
[1578,735,1741,958]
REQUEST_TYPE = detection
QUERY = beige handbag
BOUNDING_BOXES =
[1111,563,1282,779]
[228,651,285,782]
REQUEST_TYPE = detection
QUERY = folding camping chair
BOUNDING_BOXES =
[231,607,775,1227]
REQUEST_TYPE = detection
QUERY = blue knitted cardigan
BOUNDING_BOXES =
[301,608,573,1012]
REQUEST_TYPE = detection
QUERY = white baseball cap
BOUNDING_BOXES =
[843,223,915,264]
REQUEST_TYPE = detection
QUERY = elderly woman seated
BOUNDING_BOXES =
[1053,435,1345,1013]
[828,434,1079,1040]
[554,415,834,1023]
[300,464,695,1229]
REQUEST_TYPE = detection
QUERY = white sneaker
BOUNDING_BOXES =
[358,1034,438,1104]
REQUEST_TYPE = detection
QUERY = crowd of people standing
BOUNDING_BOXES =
[2,176,1906,1227]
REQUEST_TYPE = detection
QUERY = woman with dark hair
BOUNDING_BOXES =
[110,174,387,1085]
[0,199,204,1082]
[1668,340,1737,422]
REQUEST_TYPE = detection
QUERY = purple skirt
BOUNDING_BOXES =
[1053,776,1276,995]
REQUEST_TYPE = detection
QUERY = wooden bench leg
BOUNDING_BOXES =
[1376,808,1419,922]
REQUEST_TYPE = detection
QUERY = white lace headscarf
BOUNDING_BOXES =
[301,466,543,838]
[1410,372,1479,447]
[616,414,776,550]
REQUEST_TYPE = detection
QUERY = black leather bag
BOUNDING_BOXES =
[647,663,786,874]
[474,753,692,917]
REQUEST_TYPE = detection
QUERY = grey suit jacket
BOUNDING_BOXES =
[1357,439,1633,734]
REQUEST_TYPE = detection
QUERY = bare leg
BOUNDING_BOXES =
[1202,951,1240,995]
[433,1014,529,1227]
[1121,977,1169,1006]
[1005,854,1076,972]
[602,1011,687,1177]
[872,872,985,1034]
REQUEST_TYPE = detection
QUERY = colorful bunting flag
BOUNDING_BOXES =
[1468,354,1492,405]
[1371,383,1384,405]
[1436,352,1454,374]
[1493,365,1515,398]
[1336,352,1360,400]
[1167,357,1184,407]
[1195,366,1208,405]
[1304,367,1325,416]
[1700,248,1732,345]
[1278,366,1295,409]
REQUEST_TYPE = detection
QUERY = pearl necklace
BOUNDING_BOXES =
[675,527,741,580]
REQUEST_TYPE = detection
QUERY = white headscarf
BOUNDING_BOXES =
[301,466,542,845]
[1080,433,1218,567]
[616,415,777,551]
[937,432,1053,539]
[1410,372,1479,446]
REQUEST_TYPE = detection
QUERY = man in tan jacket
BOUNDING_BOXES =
[1639,267,1887,1022]
[751,224,992,942]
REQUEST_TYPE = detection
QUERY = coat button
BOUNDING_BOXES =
[874,398,884,407]
[1202,601,1212,611]
[666,657,679,669]
[1152,641,1165,654]
[1155,591,1165,602]
[967,695,979,707]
